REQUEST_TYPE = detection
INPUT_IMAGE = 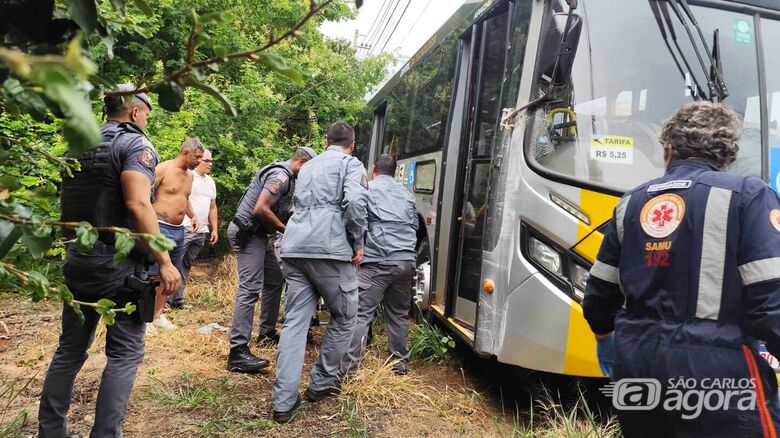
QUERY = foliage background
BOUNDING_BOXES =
[0,0,389,272]
[0,0,389,321]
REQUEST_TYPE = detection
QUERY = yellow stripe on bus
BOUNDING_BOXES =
[563,301,604,377]
[565,190,619,376]
[575,190,620,259]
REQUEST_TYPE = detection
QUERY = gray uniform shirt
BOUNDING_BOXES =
[234,162,295,233]
[281,145,368,261]
[362,175,418,263]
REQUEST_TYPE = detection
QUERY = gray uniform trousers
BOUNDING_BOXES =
[339,261,414,375]
[38,305,145,438]
[272,258,358,411]
[167,231,207,307]
[228,222,284,349]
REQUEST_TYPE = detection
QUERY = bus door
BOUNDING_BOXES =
[451,7,510,327]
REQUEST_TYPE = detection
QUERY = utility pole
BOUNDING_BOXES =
[352,29,360,50]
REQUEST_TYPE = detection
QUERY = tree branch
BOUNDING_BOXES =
[105,0,334,98]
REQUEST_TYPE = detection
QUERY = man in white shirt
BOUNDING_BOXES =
[168,149,218,309]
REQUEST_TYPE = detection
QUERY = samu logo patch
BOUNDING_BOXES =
[640,194,686,238]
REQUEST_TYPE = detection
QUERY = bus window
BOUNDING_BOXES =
[764,17,780,193]
[414,160,437,194]
[526,0,763,192]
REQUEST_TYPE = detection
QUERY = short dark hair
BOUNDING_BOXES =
[327,121,355,147]
[660,101,741,169]
[104,95,148,118]
[374,154,396,176]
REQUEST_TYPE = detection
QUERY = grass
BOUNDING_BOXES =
[1,257,623,437]
[408,319,456,362]
[141,372,226,409]
[508,385,622,438]
[0,375,36,438]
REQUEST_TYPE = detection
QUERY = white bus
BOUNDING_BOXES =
[356,0,780,378]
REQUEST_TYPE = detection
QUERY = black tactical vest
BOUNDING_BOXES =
[60,123,142,244]
[233,163,294,235]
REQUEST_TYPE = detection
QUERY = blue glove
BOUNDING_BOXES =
[596,335,614,377]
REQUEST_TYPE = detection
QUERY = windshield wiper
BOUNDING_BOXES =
[650,0,706,99]
[664,0,729,101]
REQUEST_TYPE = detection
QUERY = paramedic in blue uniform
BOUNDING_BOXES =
[584,101,780,437]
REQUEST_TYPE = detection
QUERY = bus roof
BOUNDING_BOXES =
[366,0,482,108]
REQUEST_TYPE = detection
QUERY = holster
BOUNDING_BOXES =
[124,273,157,323]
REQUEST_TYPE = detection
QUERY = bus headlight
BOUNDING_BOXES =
[528,237,563,276]
[570,263,590,297]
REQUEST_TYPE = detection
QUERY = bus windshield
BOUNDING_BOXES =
[527,0,768,192]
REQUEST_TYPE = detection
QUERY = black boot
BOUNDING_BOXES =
[272,397,301,423]
[304,384,341,402]
[227,345,269,373]
[257,330,280,345]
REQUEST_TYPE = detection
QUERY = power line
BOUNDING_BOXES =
[376,0,412,54]
[397,0,433,49]
[362,0,390,46]
[363,0,398,49]
[367,0,403,52]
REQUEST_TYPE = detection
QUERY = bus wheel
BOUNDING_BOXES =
[412,240,432,321]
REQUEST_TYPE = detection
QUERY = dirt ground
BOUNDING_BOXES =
[0,259,527,437]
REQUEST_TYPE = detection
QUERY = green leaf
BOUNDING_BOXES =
[27,271,50,301]
[100,310,116,325]
[21,227,54,259]
[355,0,363,8]
[0,176,21,191]
[213,46,228,59]
[133,0,154,15]
[0,221,23,259]
[68,0,98,34]
[255,52,304,85]
[124,302,137,315]
[75,224,98,251]
[96,298,116,311]
[72,301,85,325]
[16,91,49,121]
[184,77,237,117]
[29,216,52,238]
[31,66,100,153]
[148,233,177,252]
[3,78,24,95]
[152,82,185,112]
[13,204,32,219]
[199,11,233,26]
[114,231,135,264]
[58,285,74,305]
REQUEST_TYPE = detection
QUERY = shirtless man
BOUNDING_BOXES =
[148,138,204,331]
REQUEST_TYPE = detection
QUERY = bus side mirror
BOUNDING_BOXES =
[537,12,582,86]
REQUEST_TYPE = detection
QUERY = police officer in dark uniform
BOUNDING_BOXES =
[227,147,316,373]
[584,101,780,437]
[39,85,181,438]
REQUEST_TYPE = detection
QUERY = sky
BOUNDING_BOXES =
[320,0,469,63]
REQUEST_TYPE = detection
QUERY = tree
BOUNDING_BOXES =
[0,0,385,322]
